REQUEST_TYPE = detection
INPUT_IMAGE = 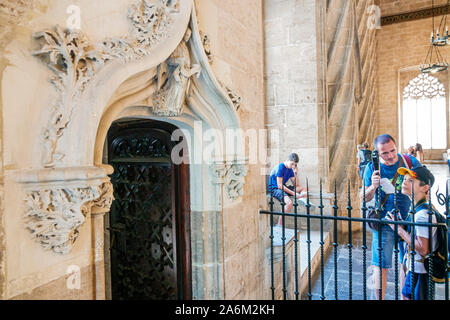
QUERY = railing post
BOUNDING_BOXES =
[306,178,312,300]
[376,182,383,300]
[427,185,435,300]
[393,191,399,300]
[362,183,368,300]
[333,181,339,300]
[269,177,275,300]
[281,178,287,300]
[319,179,325,300]
[294,175,299,300]
[445,180,449,300]
[410,182,416,300]
[346,181,353,300]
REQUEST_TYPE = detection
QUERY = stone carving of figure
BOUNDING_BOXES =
[151,28,201,116]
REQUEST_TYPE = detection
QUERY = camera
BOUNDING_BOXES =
[371,150,380,172]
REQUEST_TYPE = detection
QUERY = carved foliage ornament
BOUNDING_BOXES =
[211,161,248,201]
[32,0,180,168]
[23,182,113,254]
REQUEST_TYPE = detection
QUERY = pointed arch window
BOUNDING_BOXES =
[402,73,447,150]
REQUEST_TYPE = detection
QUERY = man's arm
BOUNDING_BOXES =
[277,177,295,196]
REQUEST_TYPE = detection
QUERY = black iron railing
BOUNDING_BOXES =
[260,178,450,300]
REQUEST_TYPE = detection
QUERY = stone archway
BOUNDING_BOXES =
[15,0,248,300]
[86,6,248,299]
[1,0,249,301]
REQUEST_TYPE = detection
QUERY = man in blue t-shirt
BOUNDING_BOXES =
[360,134,421,299]
[268,153,307,225]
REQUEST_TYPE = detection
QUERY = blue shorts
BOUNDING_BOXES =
[402,272,430,300]
[371,226,405,269]
[271,186,294,202]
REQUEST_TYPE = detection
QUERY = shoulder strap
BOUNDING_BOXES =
[380,156,406,208]
[401,153,413,169]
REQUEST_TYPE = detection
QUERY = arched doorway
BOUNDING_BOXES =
[105,118,191,300]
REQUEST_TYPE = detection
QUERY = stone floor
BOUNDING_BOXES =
[309,242,448,300]
[308,164,450,300]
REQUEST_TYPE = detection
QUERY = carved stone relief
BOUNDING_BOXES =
[199,31,213,64]
[23,181,113,254]
[219,81,242,111]
[151,28,201,116]
[89,181,115,214]
[210,160,248,201]
[32,0,181,168]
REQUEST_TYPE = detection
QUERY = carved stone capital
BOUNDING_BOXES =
[210,159,248,201]
[17,166,113,254]
[23,185,100,254]
[90,181,114,215]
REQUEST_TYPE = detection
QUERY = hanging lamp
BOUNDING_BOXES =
[430,0,449,46]
[421,0,449,73]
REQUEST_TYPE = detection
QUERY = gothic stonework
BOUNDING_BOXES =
[151,28,201,116]
[90,181,114,214]
[23,186,101,254]
[22,177,114,255]
[219,81,242,111]
[32,26,97,168]
[210,160,248,201]
[199,31,213,64]
[32,0,181,168]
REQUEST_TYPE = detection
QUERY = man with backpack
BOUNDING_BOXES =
[360,134,421,299]
[385,165,440,300]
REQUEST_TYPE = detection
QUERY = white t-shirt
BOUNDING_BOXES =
[406,208,438,274]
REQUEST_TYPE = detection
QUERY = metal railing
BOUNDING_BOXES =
[259,178,450,300]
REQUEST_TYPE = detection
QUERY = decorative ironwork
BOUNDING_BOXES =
[403,73,445,100]
[108,123,187,300]
[259,179,450,300]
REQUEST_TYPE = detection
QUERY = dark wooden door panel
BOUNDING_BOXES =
[107,120,191,300]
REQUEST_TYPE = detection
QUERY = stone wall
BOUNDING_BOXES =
[0,0,268,300]
[376,16,450,152]
[264,0,327,192]
[264,0,378,218]
[195,0,268,300]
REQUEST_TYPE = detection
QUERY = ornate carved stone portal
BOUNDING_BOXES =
[32,0,181,168]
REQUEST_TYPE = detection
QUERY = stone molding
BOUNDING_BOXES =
[381,4,450,26]
[32,0,181,168]
[210,159,248,201]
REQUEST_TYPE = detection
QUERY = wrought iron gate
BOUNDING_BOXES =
[107,120,191,300]
[260,179,450,300]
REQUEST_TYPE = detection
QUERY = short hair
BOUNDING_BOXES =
[415,143,423,152]
[288,153,299,163]
[362,142,369,149]
[373,134,396,149]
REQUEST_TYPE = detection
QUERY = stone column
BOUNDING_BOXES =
[89,180,114,300]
